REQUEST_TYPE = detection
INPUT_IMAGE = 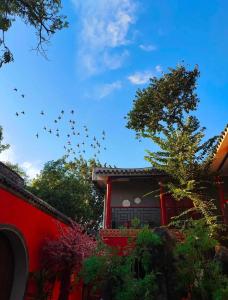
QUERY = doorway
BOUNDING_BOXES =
[0,233,14,300]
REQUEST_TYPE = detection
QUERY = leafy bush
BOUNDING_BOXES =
[81,228,162,300]
[81,223,228,300]
[42,223,96,300]
[175,219,228,300]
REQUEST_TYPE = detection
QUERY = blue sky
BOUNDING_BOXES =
[0,0,227,177]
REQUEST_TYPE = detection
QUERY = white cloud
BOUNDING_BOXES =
[0,146,40,179]
[155,65,162,73]
[128,65,162,85]
[0,147,17,163]
[73,0,137,75]
[103,50,129,70]
[21,162,40,179]
[128,71,154,84]
[98,81,122,99]
[139,44,157,52]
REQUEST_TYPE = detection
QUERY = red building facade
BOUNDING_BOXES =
[0,162,82,300]
[93,125,228,247]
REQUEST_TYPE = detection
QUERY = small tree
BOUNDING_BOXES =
[42,223,96,300]
[29,157,104,232]
[126,65,219,230]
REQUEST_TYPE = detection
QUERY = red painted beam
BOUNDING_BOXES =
[105,177,112,229]
[159,181,167,225]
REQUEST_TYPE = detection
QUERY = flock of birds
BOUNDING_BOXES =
[13,88,107,161]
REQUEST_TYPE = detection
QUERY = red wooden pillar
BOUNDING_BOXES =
[105,177,112,229]
[159,181,167,225]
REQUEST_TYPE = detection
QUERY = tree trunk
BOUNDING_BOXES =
[58,269,71,300]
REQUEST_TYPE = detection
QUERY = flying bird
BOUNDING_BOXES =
[21,94,25,98]
[43,126,47,130]
[13,88,18,92]
[21,111,25,114]
[40,111,44,115]
[15,112,19,116]
[48,129,52,134]
[71,110,74,114]
[36,133,39,138]
[61,110,64,114]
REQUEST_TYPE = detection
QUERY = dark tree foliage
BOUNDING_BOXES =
[29,157,104,232]
[126,65,219,231]
[126,65,200,137]
[0,0,68,67]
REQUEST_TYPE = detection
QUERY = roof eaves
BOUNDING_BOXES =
[213,123,228,157]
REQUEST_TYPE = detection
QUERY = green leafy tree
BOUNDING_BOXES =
[0,125,9,153]
[175,219,228,300]
[29,157,104,232]
[4,161,29,181]
[0,0,68,67]
[126,65,219,230]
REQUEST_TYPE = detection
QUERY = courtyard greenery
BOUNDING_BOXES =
[81,221,228,300]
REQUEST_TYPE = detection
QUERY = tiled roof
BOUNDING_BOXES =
[0,162,71,224]
[0,162,25,186]
[93,167,163,177]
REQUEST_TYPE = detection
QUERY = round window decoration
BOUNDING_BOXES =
[134,197,141,204]
[122,199,131,207]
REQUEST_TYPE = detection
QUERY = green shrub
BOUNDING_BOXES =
[81,222,228,300]
[136,227,162,248]
[175,219,228,300]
